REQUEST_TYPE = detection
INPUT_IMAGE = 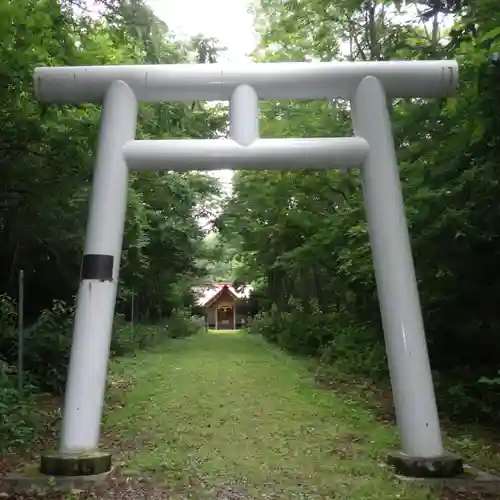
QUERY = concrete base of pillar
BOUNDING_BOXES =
[40,450,112,476]
[0,462,113,496]
[388,450,463,478]
[396,464,500,495]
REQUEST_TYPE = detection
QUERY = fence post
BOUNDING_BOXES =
[17,269,24,393]
[131,289,135,336]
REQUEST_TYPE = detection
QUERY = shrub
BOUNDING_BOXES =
[110,319,162,356]
[23,300,74,394]
[0,361,38,453]
[1,295,74,394]
[0,293,204,452]
[251,300,500,425]
[249,301,352,357]
[166,310,204,338]
[248,302,391,386]
[110,309,203,356]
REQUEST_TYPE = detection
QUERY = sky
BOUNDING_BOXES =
[146,0,258,63]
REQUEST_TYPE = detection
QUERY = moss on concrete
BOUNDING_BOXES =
[40,451,111,476]
[388,451,463,478]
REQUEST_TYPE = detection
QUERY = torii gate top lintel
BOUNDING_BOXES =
[34,59,458,104]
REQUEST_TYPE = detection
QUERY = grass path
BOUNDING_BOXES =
[102,331,437,499]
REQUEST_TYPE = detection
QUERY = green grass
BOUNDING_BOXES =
[103,331,438,499]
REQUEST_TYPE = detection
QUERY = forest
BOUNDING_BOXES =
[222,0,500,425]
[1,0,500,461]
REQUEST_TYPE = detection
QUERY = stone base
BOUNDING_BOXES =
[396,464,500,495]
[0,465,113,495]
[40,450,112,476]
[388,450,463,478]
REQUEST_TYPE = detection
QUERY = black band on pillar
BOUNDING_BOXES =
[81,254,114,281]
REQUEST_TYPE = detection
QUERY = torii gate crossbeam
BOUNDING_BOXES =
[34,60,463,480]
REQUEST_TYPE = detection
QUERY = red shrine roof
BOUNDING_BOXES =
[195,283,250,307]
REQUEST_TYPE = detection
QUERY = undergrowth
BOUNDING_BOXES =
[248,304,500,426]
[0,293,203,454]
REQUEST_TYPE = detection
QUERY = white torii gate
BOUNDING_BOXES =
[34,60,463,478]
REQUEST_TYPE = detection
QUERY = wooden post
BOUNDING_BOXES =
[215,304,218,330]
[233,302,236,330]
[18,269,24,393]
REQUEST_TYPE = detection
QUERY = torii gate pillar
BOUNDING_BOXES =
[32,60,463,481]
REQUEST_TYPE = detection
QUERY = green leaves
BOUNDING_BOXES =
[480,26,500,44]
[0,0,224,321]
[218,0,500,425]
